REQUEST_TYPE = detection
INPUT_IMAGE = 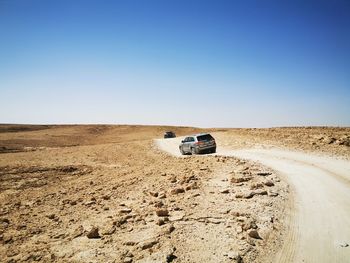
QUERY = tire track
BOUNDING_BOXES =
[225,149,350,263]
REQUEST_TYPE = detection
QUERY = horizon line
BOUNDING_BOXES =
[1,123,349,129]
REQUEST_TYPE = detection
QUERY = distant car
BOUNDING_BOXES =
[164,131,176,139]
[179,133,216,155]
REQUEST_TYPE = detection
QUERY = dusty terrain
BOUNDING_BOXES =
[1,125,350,262]
[213,127,350,158]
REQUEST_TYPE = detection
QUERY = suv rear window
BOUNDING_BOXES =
[197,134,214,141]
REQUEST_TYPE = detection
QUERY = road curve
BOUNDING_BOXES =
[155,138,350,262]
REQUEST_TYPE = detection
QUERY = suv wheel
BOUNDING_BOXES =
[180,146,185,155]
[191,147,197,155]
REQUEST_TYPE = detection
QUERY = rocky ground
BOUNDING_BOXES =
[213,127,350,159]
[1,125,348,262]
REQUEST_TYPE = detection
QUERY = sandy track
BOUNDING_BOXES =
[156,138,350,262]
[154,138,185,157]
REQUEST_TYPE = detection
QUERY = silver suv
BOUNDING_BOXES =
[179,133,216,155]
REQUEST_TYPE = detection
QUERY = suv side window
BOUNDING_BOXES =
[189,137,195,142]
[184,137,190,142]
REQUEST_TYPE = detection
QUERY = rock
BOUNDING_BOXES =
[149,191,158,197]
[169,177,177,183]
[123,241,136,246]
[257,172,271,176]
[6,247,20,257]
[173,206,181,211]
[153,201,164,208]
[70,200,77,205]
[268,191,279,197]
[231,176,251,183]
[220,188,230,194]
[101,226,116,235]
[235,193,244,198]
[102,195,111,200]
[314,135,324,141]
[250,183,264,190]
[125,214,133,219]
[226,251,242,262]
[339,137,350,146]
[120,208,132,214]
[231,211,241,217]
[169,211,185,221]
[243,192,255,199]
[86,227,100,239]
[158,192,167,199]
[16,224,26,230]
[113,217,127,227]
[138,239,158,250]
[236,225,243,233]
[72,225,84,238]
[46,214,56,220]
[123,257,133,263]
[323,137,336,144]
[53,232,66,239]
[220,208,231,214]
[156,218,165,226]
[185,182,197,191]
[208,218,223,224]
[3,234,13,243]
[170,187,185,195]
[165,224,175,234]
[241,218,257,231]
[187,175,197,182]
[28,227,42,235]
[0,218,10,224]
[253,189,268,195]
[156,208,169,217]
[264,180,274,187]
[248,229,262,239]
[0,221,9,229]
[22,252,43,261]
[85,201,95,206]
[123,250,134,258]
[166,252,177,262]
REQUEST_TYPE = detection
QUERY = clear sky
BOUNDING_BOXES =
[1,0,349,127]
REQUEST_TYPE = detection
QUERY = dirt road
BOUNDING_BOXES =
[156,137,350,262]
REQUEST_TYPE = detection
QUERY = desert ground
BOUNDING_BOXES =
[1,125,350,262]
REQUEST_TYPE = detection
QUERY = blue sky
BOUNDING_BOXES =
[1,0,349,127]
